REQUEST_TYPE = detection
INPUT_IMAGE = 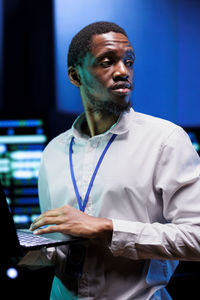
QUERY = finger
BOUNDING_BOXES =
[31,205,72,226]
[30,209,61,230]
[30,216,62,231]
[37,209,60,221]
[33,224,66,235]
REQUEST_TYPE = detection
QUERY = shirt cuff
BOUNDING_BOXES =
[109,219,139,259]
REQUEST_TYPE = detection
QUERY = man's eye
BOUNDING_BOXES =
[125,60,134,68]
[100,59,112,67]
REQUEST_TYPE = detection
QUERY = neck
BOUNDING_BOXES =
[83,108,119,137]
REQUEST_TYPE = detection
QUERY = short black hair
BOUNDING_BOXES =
[67,21,128,68]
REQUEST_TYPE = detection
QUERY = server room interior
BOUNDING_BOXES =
[0,1,200,299]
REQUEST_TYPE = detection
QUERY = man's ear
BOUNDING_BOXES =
[68,66,81,87]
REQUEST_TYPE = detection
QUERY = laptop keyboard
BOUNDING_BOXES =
[17,230,55,247]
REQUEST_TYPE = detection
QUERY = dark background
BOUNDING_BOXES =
[0,0,200,299]
[1,0,77,140]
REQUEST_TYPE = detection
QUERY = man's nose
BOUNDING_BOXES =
[113,61,129,81]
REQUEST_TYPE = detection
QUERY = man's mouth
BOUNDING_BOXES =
[111,82,132,95]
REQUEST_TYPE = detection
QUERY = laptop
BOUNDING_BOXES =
[0,181,80,259]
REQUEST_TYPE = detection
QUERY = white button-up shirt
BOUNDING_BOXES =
[38,108,200,300]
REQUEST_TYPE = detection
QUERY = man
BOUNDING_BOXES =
[30,22,200,299]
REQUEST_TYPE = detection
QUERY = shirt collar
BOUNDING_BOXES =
[72,108,134,140]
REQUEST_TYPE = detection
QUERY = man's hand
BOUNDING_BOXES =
[29,205,113,241]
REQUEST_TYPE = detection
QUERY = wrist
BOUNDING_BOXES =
[98,218,113,242]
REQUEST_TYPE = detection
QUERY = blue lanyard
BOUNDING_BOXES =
[69,134,117,212]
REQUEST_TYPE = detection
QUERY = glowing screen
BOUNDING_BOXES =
[0,119,47,228]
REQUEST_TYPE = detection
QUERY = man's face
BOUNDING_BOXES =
[78,32,135,115]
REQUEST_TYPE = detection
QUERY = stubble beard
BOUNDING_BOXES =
[84,88,132,116]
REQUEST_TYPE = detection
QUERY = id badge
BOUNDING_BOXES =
[65,243,86,279]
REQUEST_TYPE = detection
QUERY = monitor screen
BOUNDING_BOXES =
[0,119,47,228]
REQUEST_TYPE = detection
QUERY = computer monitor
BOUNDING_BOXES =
[0,119,47,228]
